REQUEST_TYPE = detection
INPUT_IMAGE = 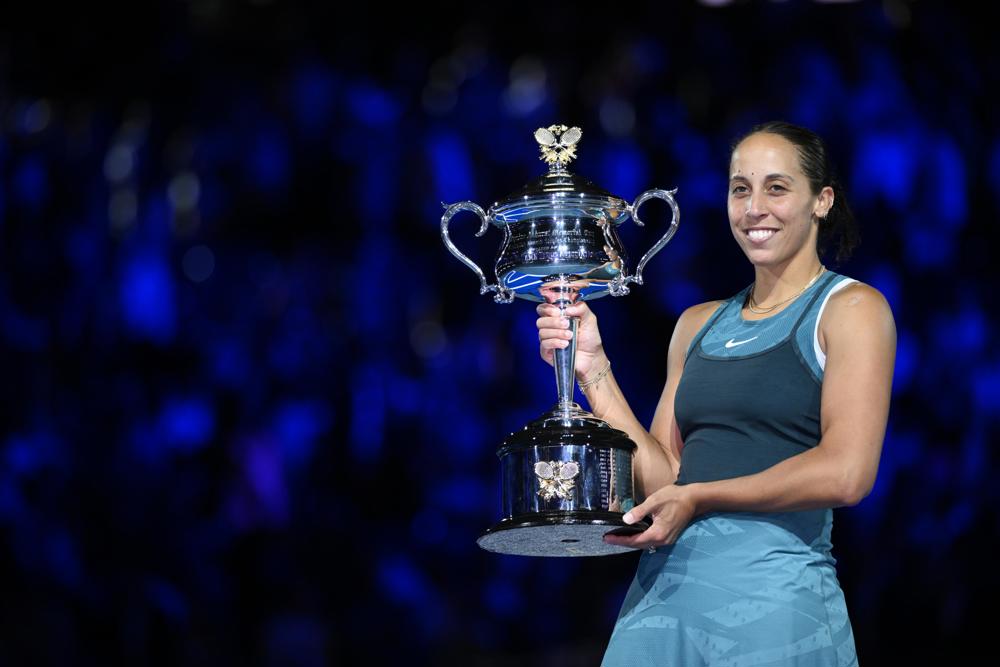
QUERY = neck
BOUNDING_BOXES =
[751,255,824,304]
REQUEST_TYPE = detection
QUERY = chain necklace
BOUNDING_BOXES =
[746,265,826,314]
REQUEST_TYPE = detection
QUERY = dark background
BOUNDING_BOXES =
[1,1,996,665]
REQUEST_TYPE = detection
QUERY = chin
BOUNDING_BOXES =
[744,251,786,268]
[740,245,775,262]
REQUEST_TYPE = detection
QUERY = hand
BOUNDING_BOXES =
[603,484,698,551]
[535,301,605,380]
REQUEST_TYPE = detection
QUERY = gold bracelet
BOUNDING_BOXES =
[578,360,611,390]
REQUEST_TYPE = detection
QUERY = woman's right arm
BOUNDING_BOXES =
[536,300,722,500]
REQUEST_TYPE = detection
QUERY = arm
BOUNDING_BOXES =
[685,283,895,513]
[537,300,722,500]
[577,356,675,499]
[606,284,896,548]
[579,300,723,499]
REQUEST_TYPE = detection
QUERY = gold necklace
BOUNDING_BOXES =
[746,265,826,314]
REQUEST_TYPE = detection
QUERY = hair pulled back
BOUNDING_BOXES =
[732,121,859,265]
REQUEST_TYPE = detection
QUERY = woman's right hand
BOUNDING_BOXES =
[535,301,607,381]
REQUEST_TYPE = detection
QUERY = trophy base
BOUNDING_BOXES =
[477,511,650,557]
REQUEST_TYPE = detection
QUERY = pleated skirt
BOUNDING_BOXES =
[601,510,858,667]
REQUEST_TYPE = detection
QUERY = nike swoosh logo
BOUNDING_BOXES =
[725,336,759,348]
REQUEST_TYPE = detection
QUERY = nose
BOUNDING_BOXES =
[746,189,768,219]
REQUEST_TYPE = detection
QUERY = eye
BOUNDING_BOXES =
[768,184,787,193]
[730,184,748,195]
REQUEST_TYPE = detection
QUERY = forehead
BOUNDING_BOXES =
[729,132,802,177]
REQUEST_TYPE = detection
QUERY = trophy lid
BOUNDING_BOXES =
[489,125,630,225]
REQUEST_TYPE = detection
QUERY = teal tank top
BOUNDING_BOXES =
[673,270,858,485]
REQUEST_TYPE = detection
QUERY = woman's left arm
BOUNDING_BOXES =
[604,283,896,549]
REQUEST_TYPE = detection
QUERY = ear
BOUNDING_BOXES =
[814,186,835,220]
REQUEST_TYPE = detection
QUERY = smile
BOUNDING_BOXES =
[746,228,778,243]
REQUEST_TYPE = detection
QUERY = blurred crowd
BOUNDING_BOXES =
[1,2,997,664]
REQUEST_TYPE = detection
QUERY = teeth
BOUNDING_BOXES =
[748,229,776,241]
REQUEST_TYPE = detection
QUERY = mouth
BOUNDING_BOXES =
[744,227,778,243]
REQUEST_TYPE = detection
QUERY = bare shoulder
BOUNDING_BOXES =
[819,282,896,349]
[825,282,894,322]
[678,299,726,332]
[669,299,726,360]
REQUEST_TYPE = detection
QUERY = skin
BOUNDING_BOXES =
[536,131,897,551]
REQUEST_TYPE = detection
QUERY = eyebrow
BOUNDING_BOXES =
[729,173,796,182]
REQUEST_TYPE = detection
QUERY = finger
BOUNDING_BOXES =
[535,316,570,330]
[540,339,570,353]
[622,503,649,526]
[550,304,583,319]
[537,302,587,318]
[537,327,574,342]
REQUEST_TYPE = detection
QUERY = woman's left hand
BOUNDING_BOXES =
[603,483,699,551]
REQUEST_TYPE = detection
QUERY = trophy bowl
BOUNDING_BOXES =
[441,124,679,557]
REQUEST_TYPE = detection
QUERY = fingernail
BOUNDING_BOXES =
[623,512,634,524]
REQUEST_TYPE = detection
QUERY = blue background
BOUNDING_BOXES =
[1,1,996,665]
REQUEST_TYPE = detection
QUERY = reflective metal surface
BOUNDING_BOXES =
[440,124,680,303]
[441,124,676,557]
[475,406,650,557]
[476,409,651,557]
[499,434,636,516]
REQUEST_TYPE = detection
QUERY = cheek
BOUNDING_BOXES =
[727,200,742,224]
[729,219,744,244]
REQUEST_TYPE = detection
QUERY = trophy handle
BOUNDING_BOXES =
[622,187,680,287]
[440,201,514,303]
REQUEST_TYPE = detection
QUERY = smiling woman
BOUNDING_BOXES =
[536,121,895,666]
[728,122,860,273]
[729,131,833,287]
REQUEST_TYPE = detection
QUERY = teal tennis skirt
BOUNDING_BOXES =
[601,509,858,667]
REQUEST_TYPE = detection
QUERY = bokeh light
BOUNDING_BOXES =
[1,3,996,665]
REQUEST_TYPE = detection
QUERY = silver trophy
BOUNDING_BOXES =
[441,124,679,557]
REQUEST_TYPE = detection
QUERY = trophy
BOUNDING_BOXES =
[440,124,679,557]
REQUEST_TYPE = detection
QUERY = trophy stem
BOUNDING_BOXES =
[552,302,579,416]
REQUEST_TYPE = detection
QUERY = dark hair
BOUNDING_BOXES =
[731,121,860,265]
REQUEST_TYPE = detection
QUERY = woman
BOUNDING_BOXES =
[536,121,895,666]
